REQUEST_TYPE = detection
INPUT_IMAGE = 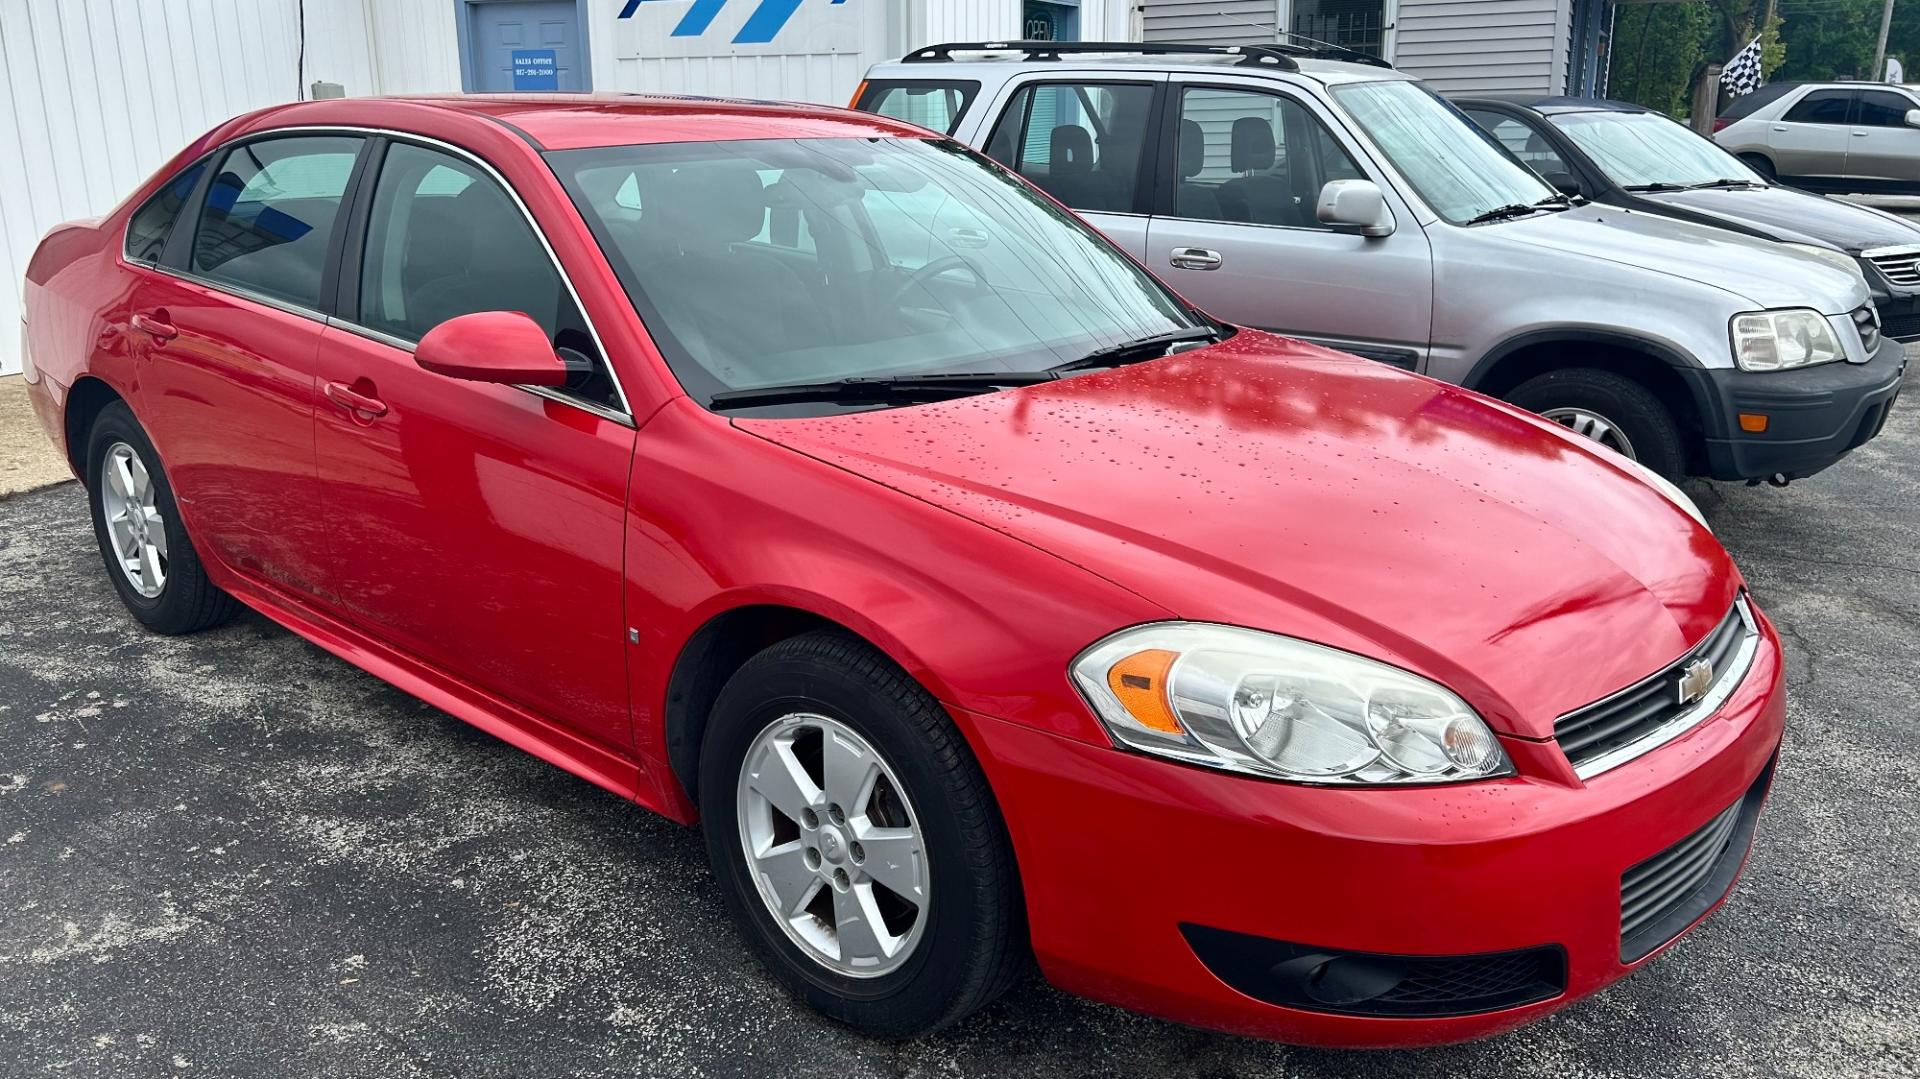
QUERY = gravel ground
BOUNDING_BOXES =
[0,363,1916,1078]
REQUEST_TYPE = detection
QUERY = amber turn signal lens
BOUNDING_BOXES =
[1106,649,1184,734]
[1738,413,1770,433]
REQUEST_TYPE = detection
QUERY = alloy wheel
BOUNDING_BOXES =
[1541,407,1637,460]
[735,712,929,978]
[100,441,168,598]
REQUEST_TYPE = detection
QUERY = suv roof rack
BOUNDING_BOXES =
[902,40,1300,71]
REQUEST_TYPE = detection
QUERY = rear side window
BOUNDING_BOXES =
[125,162,208,264]
[1783,90,1853,125]
[856,80,978,135]
[983,82,1156,214]
[190,136,362,309]
[1855,90,1916,127]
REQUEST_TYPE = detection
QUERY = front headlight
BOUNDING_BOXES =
[1071,623,1513,785]
[1730,308,1844,371]
[1783,242,1870,293]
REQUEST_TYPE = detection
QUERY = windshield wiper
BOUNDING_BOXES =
[1686,178,1763,190]
[708,371,1058,411]
[1050,327,1223,372]
[1464,202,1548,225]
[1622,182,1688,192]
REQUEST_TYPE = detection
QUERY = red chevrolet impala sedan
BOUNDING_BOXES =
[21,94,1783,1047]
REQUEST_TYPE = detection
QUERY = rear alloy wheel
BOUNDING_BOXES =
[700,631,1025,1037]
[1504,367,1688,481]
[86,401,238,634]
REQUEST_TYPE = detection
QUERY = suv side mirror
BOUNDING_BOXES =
[1543,171,1584,198]
[415,311,569,386]
[1316,179,1395,238]
[1905,108,1920,129]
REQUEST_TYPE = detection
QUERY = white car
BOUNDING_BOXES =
[1714,81,1920,194]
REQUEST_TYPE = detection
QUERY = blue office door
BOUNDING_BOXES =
[469,1,586,92]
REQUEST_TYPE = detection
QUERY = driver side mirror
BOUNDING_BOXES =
[416,310,569,386]
[1543,170,1585,198]
[1316,179,1395,238]
[1905,108,1920,129]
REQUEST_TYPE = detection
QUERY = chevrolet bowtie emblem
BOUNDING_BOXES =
[1677,657,1714,706]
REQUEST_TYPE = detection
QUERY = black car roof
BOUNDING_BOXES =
[1448,93,1653,116]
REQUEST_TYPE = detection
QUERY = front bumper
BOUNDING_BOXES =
[954,612,1786,1047]
[1682,335,1905,481]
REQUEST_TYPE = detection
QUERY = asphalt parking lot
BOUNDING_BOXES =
[0,361,1916,1079]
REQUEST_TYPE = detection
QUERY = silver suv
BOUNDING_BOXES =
[856,41,1905,482]
[1713,81,1920,194]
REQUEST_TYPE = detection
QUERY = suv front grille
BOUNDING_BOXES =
[1864,245,1920,286]
[1554,598,1757,778]
[1619,758,1773,961]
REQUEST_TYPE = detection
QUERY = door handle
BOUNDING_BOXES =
[1852,130,1871,137]
[324,380,389,419]
[130,311,177,342]
[1169,247,1223,271]
[1770,124,1788,131]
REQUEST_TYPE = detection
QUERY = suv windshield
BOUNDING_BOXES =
[1330,80,1559,224]
[547,137,1204,410]
[1550,111,1763,188]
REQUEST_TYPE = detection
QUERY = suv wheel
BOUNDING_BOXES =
[699,631,1026,1037]
[1504,368,1687,480]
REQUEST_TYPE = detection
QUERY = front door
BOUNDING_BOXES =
[311,138,636,751]
[1845,88,1920,186]
[1767,88,1854,183]
[467,0,587,92]
[1147,80,1433,368]
[133,134,366,595]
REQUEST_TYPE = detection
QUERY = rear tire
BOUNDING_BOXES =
[85,402,239,634]
[1504,367,1688,481]
[1739,153,1777,182]
[699,631,1026,1037]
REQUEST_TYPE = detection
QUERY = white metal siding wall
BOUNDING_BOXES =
[0,0,458,376]
[1393,0,1571,93]
[1142,1,1283,46]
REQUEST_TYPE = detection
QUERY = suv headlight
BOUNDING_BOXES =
[1783,242,1870,293]
[1071,623,1512,785]
[1730,308,1844,371]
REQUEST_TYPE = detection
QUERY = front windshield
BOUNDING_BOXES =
[1550,111,1762,188]
[1330,79,1558,224]
[547,137,1202,408]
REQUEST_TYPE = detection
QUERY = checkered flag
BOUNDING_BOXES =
[1721,36,1764,97]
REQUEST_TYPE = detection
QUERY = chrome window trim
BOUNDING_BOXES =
[132,123,637,428]
[1568,596,1760,781]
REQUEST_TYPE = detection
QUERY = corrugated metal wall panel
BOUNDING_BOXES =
[1393,0,1570,93]
[1142,1,1282,46]
[363,0,461,94]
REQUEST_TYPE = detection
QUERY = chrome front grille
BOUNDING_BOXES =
[1554,598,1758,779]
[1864,245,1920,286]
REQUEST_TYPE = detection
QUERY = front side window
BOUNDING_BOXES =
[1854,90,1917,128]
[857,81,979,135]
[1330,79,1558,224]
[549,137,1203,410]
[190,136,361,309]
[126,162,208,264]
[983,82,1156,214]
[1174,87,1367,227]
[356,142,615,408]
[1462,110,1572,177]
[1783,90,1853,125]
[1550,111,1762,187]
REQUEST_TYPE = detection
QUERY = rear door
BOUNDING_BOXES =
[1145,78,1434,368]
[310,136,637,752]
[1766,88,1854,183]
[130,134,366,595]
[1845,88,1920,187]
[968,73,1167,259]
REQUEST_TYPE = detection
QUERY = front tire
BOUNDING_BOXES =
[1504,367,1689,481]
[699,631,1026,1037]
[85,402,238,634]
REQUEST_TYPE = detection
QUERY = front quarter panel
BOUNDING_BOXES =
[621,399,1171,820]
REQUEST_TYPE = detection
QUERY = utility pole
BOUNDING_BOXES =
[1874,0,1896,81]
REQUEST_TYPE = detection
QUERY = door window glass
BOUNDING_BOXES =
[1783,90,1854,125]
[983,82,1156,213]
[1855,90,1916,128]
[357,142,616,408]
[190,136,361,308]
[1174,87,1367,227]
[126,162,208,265]
[857,81,979,135]
[1463,111,1572,176]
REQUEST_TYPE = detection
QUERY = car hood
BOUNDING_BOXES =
[1493,204,1868,313]
[1636,185,1920,252]
[737,333,1741,739]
